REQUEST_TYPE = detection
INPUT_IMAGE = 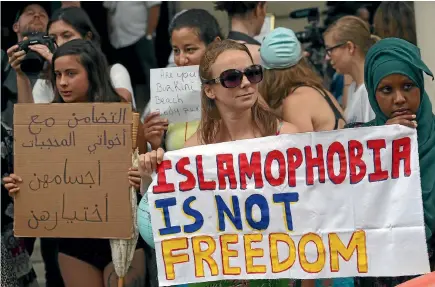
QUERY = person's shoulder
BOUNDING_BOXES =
[110,63,129,74]
[279,121,300,134]
[284,86,324,106]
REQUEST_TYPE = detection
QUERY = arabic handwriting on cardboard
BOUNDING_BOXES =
[87,129,126,154]
[27,115,56,135]
[28,159,101,191]
[67,106,127,128]
[22,131,76,149]
[27,193,109,230]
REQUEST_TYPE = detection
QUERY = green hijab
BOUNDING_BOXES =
[364,37,435,241]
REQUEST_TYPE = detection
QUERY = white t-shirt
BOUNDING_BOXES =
[32,64,135,107]
[345,82,375,124]
[104,1,161,49]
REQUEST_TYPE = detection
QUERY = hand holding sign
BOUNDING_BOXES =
[150,66,201,123]
[139,147,165,178]
[142,112,168,150]
[3,174,23,196]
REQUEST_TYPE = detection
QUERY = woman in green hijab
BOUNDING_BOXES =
[352,37,435,286]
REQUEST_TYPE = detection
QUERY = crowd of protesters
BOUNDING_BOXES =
[1,1,434,287]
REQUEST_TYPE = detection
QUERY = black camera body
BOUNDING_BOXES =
[17,32,56,75]
[290,7,325,48]
[290,7,327,78]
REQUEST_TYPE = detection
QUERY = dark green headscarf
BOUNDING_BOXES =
[364,37,435,242]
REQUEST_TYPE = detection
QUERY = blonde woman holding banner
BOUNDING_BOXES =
[139,39,299,287]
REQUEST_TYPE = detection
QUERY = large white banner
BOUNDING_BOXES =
[147,125,430,286]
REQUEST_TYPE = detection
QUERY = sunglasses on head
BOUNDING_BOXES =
[202,64,263,88]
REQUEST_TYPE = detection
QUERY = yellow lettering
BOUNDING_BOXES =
[298,233,325,273]
[329,230,368,273]
[161,238,189,280]
[192,236,219,277]
[244,234,266,274]
[221,234,241,275]
[270,233,296,273]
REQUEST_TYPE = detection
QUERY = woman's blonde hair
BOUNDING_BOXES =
[373,2,417,45]
[198,39,278,144]
[259,58,324,110]
[324,15,378,56]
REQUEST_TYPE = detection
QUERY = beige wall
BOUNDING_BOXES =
[176,1,327,36]
[415,2,435,112]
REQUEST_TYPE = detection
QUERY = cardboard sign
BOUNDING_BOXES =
[150,65,201,123]
[146,125,430,286]
[13,103,133,239]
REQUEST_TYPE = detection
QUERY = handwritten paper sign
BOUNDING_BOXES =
[150,65,201,123]
[13,103,133,239]
[146,125,430,285]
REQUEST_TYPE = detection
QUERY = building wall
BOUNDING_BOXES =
[415,2,435,111]
[177,1,327,36]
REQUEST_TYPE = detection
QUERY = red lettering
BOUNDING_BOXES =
[153,160,175,194]
[196,155,216,190]
[264,150,286,186]
[392,137,411,179]
[348,140,366,184]
[367,139,388,182]
[239,152,264,190]
[327,142,347,184]
[217,154,237,190]
[287,148,302,187]
[304,145,325,185]
[176,157,196,191]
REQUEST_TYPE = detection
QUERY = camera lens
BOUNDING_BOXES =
[21,51,45,75]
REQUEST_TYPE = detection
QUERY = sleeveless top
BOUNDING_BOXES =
[165,120,200,151]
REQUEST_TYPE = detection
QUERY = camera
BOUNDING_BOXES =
[17,32,56,75]
[289,7,327,78]
[290,7,325,48]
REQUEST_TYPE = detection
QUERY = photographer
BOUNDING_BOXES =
[2,3,50,127]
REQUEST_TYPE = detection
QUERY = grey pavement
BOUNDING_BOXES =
[31,239,46,286]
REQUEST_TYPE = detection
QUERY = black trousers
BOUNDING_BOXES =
[112,36,158,115]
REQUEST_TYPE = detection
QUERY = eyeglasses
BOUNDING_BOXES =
[325,43,346,56]
[202,64,263,88]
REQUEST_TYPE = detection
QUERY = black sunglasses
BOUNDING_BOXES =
[325,42,346,56]
[202,64,263,88]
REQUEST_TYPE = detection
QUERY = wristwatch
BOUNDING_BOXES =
[145,34,153,41]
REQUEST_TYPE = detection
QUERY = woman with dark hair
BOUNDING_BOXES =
[373,2,417,45]
[169,9,223,67]
[13,7,134,105]
[214,1,267,64]
[3,39,146,287]
[49,39,119,103]
[143,9,223,154]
